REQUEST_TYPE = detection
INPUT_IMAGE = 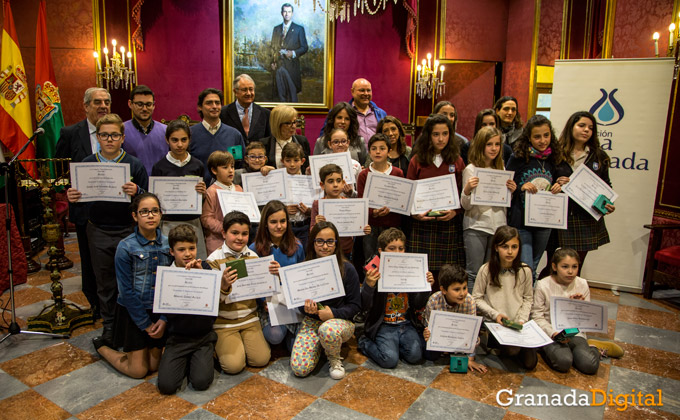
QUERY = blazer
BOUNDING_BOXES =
[271,22,308,92]
[259,134,310,173]
[55,119,94,225]
[220,102,271,145]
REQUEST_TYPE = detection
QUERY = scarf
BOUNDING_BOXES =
[528,146,552,160]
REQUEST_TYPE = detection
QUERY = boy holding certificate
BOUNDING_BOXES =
[157,224,217,394]
[206,211,271,374]
[357,134,405,261]
[422,264,488,373]
[358,228,433,368]
[281,142,312,248]
[233,141,275,186]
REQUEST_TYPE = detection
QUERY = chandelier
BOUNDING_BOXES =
[299,0,398,22]
[416,53,445,99]
[93,39,136,90]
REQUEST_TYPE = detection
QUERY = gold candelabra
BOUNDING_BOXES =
[416,53,445,100]
[93,39,136,90]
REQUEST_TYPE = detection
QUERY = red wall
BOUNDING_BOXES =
[537,0,563,65]
[612,0,674,58]
[444,0,508,62]
[502,0,537,121]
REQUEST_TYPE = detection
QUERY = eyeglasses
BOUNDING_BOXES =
[97,132,123,141]
[314,238,337,247]
[330,139,349,146]
[247,155,266,160]
[281,120,298,127]
[136,208,161,217]
[132,101,155,108]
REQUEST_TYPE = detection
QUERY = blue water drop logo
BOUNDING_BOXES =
[589,88,624,126]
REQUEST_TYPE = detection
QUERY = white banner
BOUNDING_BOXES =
[551,58,674,290]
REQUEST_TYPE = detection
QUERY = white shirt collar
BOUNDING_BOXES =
[369,162,392,174]
[214,180,235,191]
[166,152,191,167]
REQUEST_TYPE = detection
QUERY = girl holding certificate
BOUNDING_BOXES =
[556,111,614,267]
[290,221,361,380]
[93,193,172,378]
[506,115,567,280]
[407,114,466,281]
[250,200,305,350]
[461,126,516,288]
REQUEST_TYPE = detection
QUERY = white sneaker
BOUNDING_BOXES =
[329,357,345,380]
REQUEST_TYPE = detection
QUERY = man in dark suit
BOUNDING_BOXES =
[220,74,271,145]
[270,3,308,102]
[55,87,111,321]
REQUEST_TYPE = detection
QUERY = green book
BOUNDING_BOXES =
[224,258,248,278]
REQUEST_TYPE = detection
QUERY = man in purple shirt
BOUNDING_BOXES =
[122,85,167,175]
[350,78,387,146]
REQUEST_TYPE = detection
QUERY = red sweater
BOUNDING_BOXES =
[356,165,404,227]
[407,154,465,215]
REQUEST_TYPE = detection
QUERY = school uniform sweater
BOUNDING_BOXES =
[531,275,591,339]
[151,153,206,222]
[471,264,534,323]
[189,123,246,183]
[460,163,509,235]
[356,164,404,227]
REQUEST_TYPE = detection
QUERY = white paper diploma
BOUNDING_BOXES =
[70,162,131,203]
[318,198,369,236]
[470,168,514,207]
[241,169,289,206]
[563,164,618,221]
[285,175,319,206]
[149,176,201,215]
[550,297,608,333]
[524,191,568,229]
[484,320,554,348]
[411,174,461,214]
[426,311,482,353]
[278,255,345,309]
[216,190,261,223]
[267,300,304,326]
[228,256,278,302]
[378,252,430,292]
[363,172,416,216]
[309,151,356,185]
[153,266,221,316]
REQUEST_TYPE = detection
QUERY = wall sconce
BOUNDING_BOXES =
[93,39,136,90]
[416,53,445,100]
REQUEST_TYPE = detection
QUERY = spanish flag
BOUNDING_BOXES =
[0,0,36,178]
[35,0,64,170]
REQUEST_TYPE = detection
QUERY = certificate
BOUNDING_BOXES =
[378,252,430,292]
[285,175,320,206]
[484,320,553,348]
[153,266,221,316]
[550,297,608,333]
[411,174,461,214]
[69,162,131,203]
[563,164,618,221]
[149,176,201,215]
[229,256,278,302]
[363,172,416,216]
[309,151,356,185]
[216,190,261,223]
[318,198,369,236]
[278,255,345,309]
[267,300,304,326]
[426,311,483,353]
[470,168,514,207]
[524,191,568,229]
[241,169,289,206]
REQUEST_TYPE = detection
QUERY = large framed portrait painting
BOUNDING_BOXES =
[223,0,334,110]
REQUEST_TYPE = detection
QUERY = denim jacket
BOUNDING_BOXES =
[115,227,172,331]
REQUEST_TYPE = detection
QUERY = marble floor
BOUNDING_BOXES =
[1,236,680,420]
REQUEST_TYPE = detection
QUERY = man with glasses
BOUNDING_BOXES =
[220,74,271,145]
[56,87,112,322]
[66,113,148,346]
[122,85,167,176]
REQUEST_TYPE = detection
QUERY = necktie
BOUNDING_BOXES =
[242,107,250,136]
[283,26,288,40]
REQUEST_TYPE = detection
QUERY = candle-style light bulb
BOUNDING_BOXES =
[440,65,445,80]
[653,32,660,56]
[111,39,117,47]
[670,23,676,47]
[426,53,431,71]
[120,46,125,55]
[93,51,101,71]
[127,51,132,69]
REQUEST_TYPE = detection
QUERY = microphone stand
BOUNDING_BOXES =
[1,129,68,344]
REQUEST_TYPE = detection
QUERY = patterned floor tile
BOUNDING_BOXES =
[0,389,70,420]
[322,366,426,420]
[0,369,29,400]
[528,355,610,392]
[179,408,226,420]
[8,287,53,309]
[0,332,66,363]
[400,387,505,420]
[293,398,376,419]
[258,357,359,397]
[608,366,680,416]
[503,412,540,420]
[429,365,524,408]
[611,342,680,381]
[589,288,620,304]
[614,321,680,354]
[173,369,253,406]
[618,293,673,313]
[361,358,445,386]
[77,382,196,420]
[204,374,315,419]
[591,298,619,320]
[0,341,95,386]
[617,305,680,332]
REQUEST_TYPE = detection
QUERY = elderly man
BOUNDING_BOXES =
[122,85,167,175]
[55,87,111,321]
[220,74,271,144]
[270,3,308,102]
[189,88,246,183]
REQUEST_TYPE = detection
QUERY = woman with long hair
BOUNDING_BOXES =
[313,102,368,165]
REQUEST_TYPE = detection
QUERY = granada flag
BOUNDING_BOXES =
[0,0,36,178]
[35,0,64,162]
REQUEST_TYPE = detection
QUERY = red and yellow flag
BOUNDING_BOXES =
[0,0,36,177]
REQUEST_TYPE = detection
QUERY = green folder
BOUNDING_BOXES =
[224,259,248,278]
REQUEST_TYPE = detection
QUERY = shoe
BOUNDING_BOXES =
[101,327,114,346]
[92,336,108,353]
[588,339,624,358]
[353,311,366,324]
[328,357,346,380]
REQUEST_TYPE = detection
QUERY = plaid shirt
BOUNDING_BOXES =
[422,292,476,327]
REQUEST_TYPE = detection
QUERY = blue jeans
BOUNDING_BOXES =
[358,322,422,368]
[518,228,552,281]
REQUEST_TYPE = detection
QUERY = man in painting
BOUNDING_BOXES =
[271,3,308,102]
